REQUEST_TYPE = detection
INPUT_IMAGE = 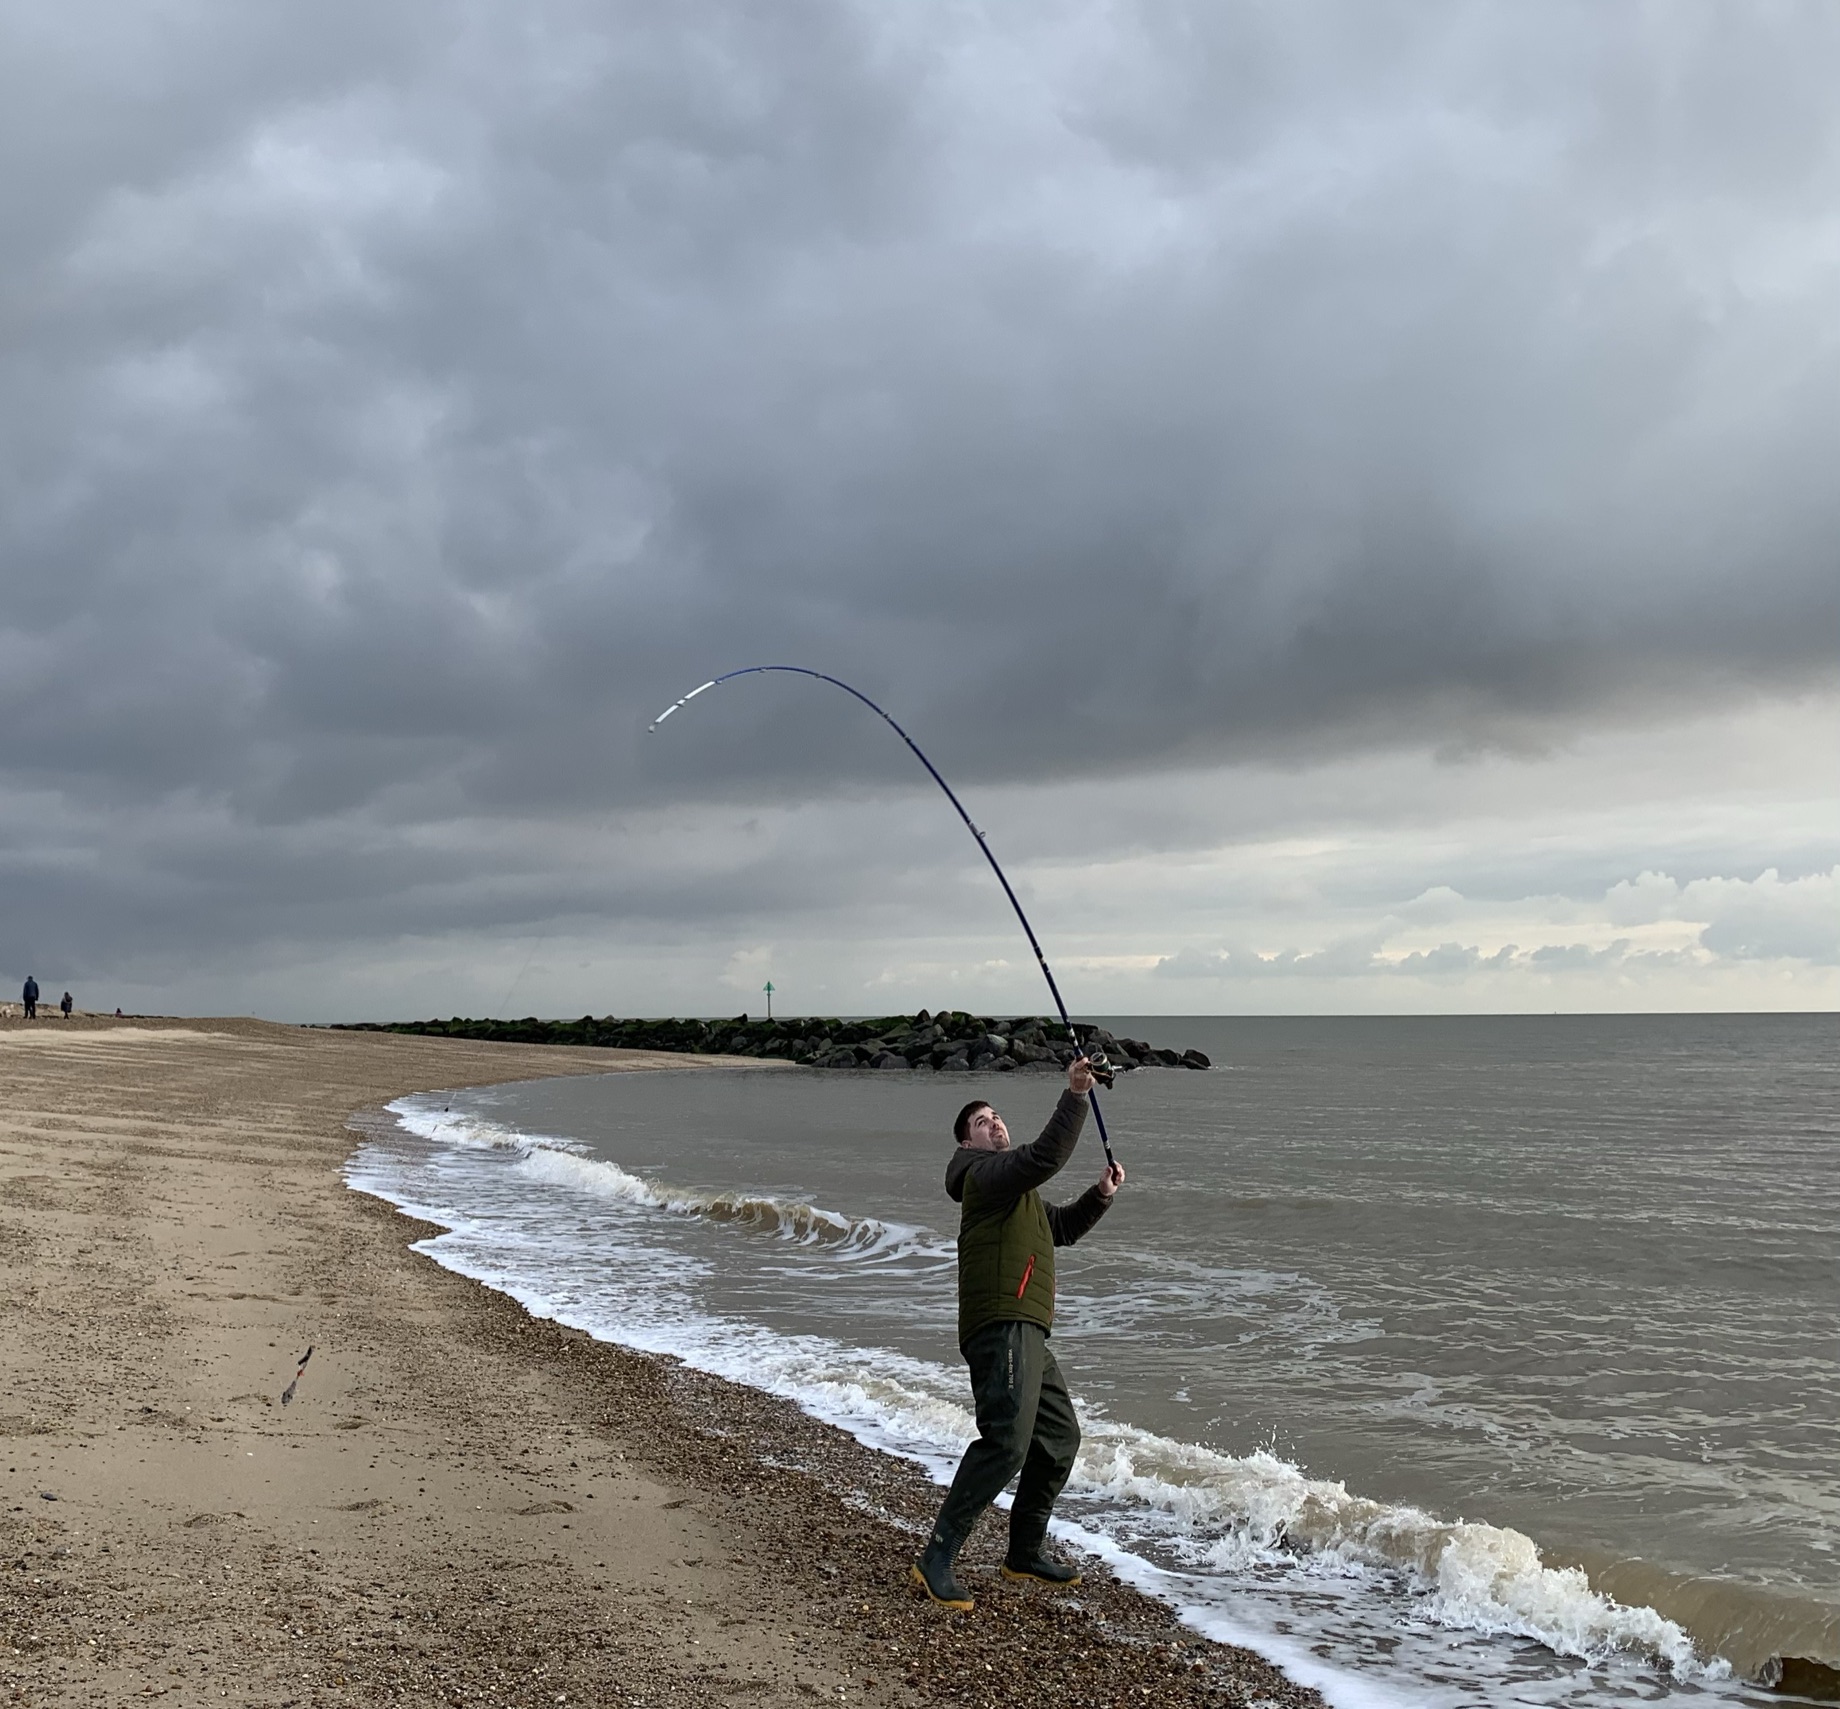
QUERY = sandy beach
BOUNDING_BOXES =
[0,1018,1318,1709]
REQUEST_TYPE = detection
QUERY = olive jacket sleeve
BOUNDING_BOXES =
[946,1088,1113,1245]
[1045,1183,1112,1247]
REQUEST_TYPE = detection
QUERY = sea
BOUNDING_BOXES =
[342,1014,1838,1708]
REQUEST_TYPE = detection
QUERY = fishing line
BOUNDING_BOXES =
[493,931,551,1021]
[649,665,1117,1166]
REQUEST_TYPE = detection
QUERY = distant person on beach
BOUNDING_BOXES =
[911,1055,1126,1611]
[21,976,37,1020]
[60,992,72,1018]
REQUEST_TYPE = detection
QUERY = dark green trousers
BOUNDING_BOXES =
[927,1320,1080,1561]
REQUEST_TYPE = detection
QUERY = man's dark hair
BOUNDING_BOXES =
[953,1100,992,1146]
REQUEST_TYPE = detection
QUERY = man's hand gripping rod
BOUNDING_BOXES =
[650,666,1117,1166]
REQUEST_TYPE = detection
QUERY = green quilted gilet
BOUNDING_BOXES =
[956,1170,1056,1345]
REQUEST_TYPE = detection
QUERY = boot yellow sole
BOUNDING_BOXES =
[908,1562,974,1611]
[1000,1564,1083,1587]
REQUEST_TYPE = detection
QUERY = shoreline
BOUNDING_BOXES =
[0,1017,1318,1708]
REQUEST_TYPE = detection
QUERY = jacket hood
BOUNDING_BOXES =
[945,1145,977,1203]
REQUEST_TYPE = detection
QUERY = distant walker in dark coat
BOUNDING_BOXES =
[21,976,38,1020]
[59,991,72,1019]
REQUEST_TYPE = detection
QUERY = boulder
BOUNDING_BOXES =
[940,1053,971,1072]
[1181,1048,1212,1069]
[875,1052,908,1070]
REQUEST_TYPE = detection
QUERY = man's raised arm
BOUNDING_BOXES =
[962,1058,1097,1198]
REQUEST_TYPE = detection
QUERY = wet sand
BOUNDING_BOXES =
[0,1017,1320,1708]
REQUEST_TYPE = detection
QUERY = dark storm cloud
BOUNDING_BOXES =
[4,0,1839,995]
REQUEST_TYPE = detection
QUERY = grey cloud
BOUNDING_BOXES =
[1525,941,1630,971]
[12,5,1840,801]
[1602,866,1840,964]
[1391,943,1518,977]
[1152,932,1396,979]
[5,1,1840,1007]
[1399,886,1467,925]
[1149,862,1840,982]
[1699,918,1838,964]
[1685,870,1840,965]
[1150,937,1694,981]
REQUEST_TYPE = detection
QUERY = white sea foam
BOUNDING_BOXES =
[1052,1519,1427,1709]
[386,1094,949,1262]
[387,1099,574,1154]
[1070,1427,1709,1673]
[350,1094,1744,1708]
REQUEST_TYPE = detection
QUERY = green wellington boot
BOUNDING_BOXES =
[910,1543,975,1610]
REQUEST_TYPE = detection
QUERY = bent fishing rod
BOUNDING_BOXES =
[650,665,1117,1167]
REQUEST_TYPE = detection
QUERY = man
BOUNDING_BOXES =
[911,1055,1125,1611]
[21,976,37,1021]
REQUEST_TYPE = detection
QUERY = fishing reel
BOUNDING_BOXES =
[1080,1046,1116,1088]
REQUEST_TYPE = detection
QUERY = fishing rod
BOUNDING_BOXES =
[650,665,1117,1166]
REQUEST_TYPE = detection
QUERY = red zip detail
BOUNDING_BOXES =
[1016,1255,1036,1299]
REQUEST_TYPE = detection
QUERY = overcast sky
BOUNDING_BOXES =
[3,0,1836,1021]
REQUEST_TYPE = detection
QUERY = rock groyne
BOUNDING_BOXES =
[333,1010,1212,1072]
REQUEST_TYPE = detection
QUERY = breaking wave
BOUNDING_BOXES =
[386,1096,946,1262]
[1068,1428,1708,1673]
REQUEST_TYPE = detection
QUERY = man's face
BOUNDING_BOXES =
[962,1105,1010,1151]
